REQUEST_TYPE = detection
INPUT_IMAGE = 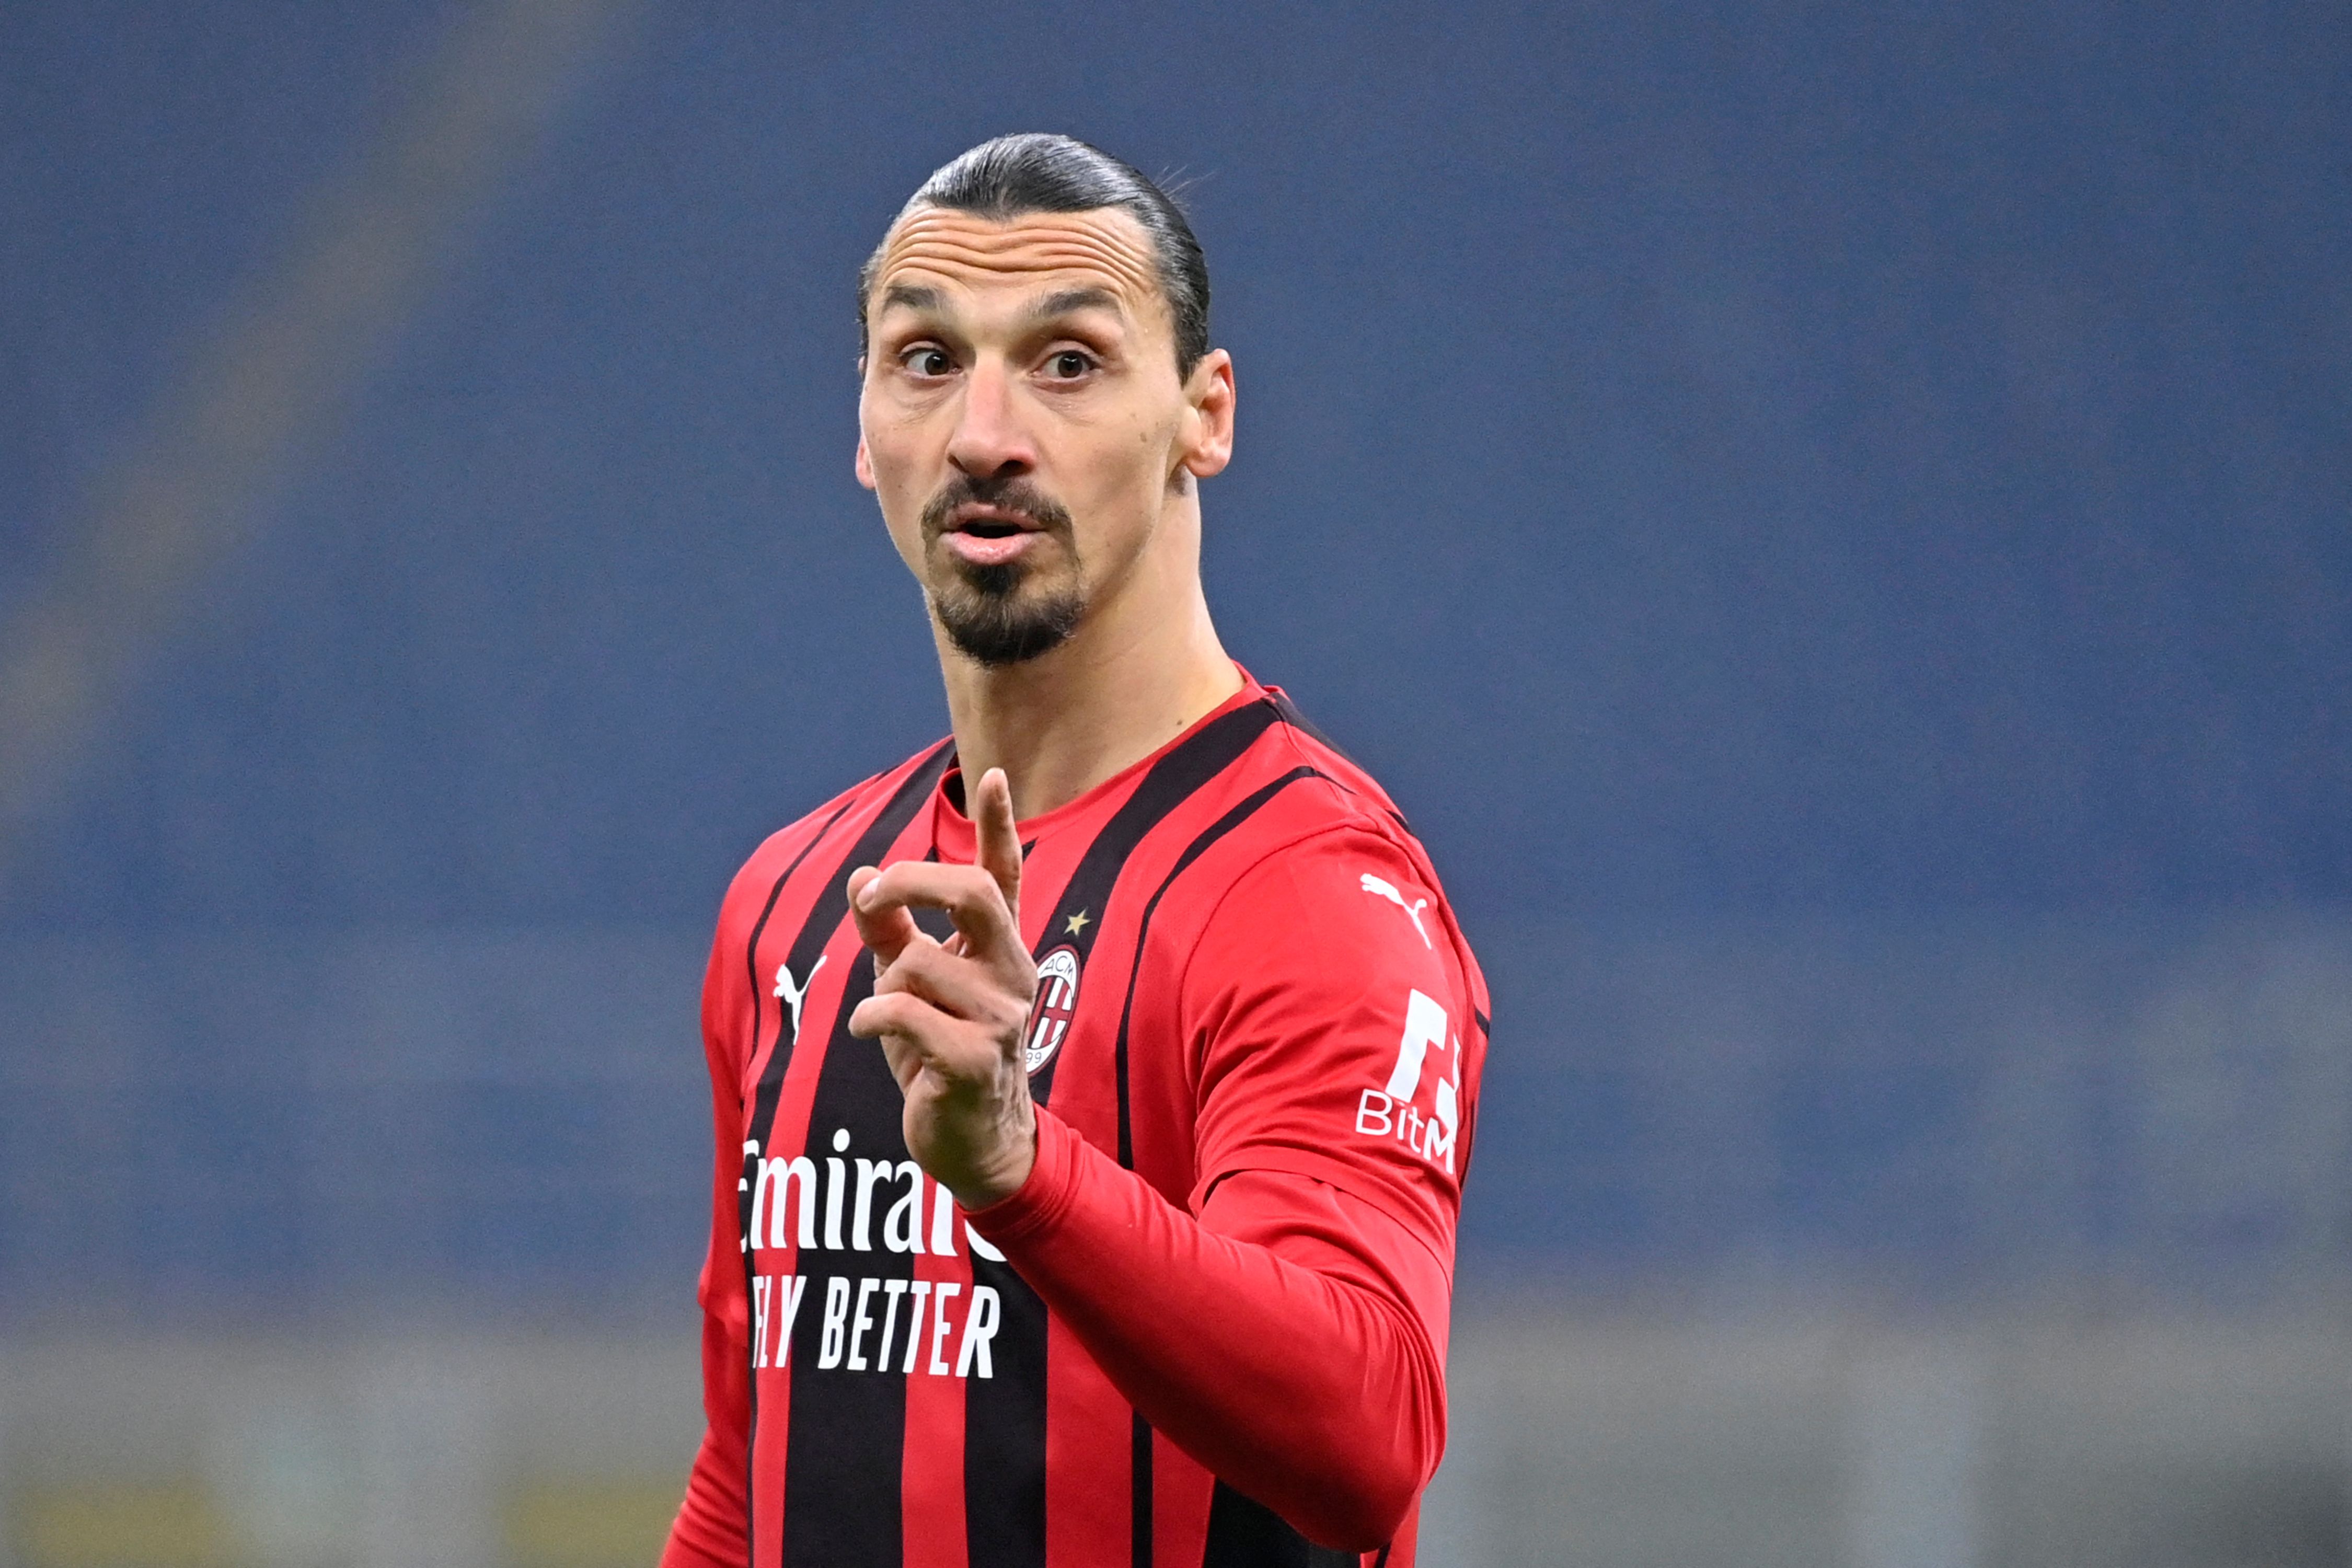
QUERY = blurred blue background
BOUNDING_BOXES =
[2,3,2347,1562]
[5,0,2348,1308]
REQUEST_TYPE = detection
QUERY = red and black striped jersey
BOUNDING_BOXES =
[665,674,1489,1568]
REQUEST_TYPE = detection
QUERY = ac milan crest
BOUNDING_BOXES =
[1025,946,1081,1075]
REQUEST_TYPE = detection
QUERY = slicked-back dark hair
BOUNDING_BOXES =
[860,133,1212,378]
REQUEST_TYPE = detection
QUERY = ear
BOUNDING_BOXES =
[855,433,876,491]
[1178,349,1235,480]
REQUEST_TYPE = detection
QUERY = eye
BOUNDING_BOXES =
[899,345,954,378]
[1044,349,1096,380]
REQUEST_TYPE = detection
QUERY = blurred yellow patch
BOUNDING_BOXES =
[504,1479,680,1568]
[15,1482,233,1568]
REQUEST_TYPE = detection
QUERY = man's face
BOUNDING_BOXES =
[856,205,1229,666]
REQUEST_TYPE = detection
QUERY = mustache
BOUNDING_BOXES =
[919,473,1075,537]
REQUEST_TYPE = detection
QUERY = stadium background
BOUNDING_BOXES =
[3,2,2346,1564]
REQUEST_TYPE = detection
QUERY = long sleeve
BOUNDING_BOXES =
[968,824,1481,1549]
[663,1328,751,1568]
[663,936,756,1568]
[967,1108,1453,1552]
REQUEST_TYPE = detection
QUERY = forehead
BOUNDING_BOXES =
[867,206,1166,329]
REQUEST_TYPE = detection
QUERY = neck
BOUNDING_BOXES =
[935,534,1241,822]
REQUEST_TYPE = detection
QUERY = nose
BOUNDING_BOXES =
[945,358,1036,480]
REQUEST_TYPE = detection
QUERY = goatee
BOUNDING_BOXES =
[921,476,1086,667]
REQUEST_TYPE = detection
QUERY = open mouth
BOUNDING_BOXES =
[939,503,1048,570]
[943,502,1046,544]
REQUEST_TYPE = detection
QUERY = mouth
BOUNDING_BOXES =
[941,503,1047,568]
[946,503,1043,537]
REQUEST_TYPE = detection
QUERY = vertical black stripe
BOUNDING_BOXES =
[1109,767,1328,1170]
[741,796,866,1095]
[746,745,953,1160]
[735,744,949,1567]
[780,929,920,1566]
[1102,765,1328,1568]
[1202,1483,1360,1567]
[728,792,861,1562]
[965,697,1287,1568]
[1131,1412,1154,1568]
[959,1241,1048,1562]
[1026,697,1281,1104]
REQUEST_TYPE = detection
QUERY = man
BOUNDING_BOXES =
[663,133,1487,1568]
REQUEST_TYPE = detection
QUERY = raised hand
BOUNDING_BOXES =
[845,766,1039,1207]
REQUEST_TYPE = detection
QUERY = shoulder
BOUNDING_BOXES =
[1171,693,1469,998]
[1174,686,1424,869]
[1180,688,1488,1038]
[1170,717,1484,1229]
[712,739,951,933]
[1184,824,1454,1006]
[1195,689,1446,915]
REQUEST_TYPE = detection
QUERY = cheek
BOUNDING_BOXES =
[1123,410,1182,497]
[1063,420,1176,566]
[858,446,929,559]
[859,410,925,504]
[1067,427,1157,515]
[1090,405,1173,483]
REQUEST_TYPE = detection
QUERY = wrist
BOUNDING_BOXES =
[949,1104,1037,1209]
[958,1108,1077,1245]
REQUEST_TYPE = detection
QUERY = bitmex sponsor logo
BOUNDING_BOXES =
[739,1125,1007,1378]
[1356,987,1461,1174]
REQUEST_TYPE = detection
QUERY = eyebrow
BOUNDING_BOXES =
[1027,286,1124,322]
[878,283,943,315]
[874,281,1125,325]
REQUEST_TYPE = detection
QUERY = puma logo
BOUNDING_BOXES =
[773,955,826,1041]
[1360,874,1432,949]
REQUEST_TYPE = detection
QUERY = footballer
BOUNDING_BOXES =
[662,133,1488,1568]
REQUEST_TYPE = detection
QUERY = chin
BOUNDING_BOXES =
[933,579,1088,667]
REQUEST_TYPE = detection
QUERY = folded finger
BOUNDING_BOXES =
[872,941,1028,1031]
[847,991,993,1078]
[848,988,940,1044]
[854,861,1019,966]
[847,864,922,965]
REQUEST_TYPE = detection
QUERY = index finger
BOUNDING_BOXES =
[846,863,923,967]
[970,767,1023,919]
[854,861,1021,970]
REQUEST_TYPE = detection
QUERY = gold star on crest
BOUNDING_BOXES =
[1065,909,1092,937]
